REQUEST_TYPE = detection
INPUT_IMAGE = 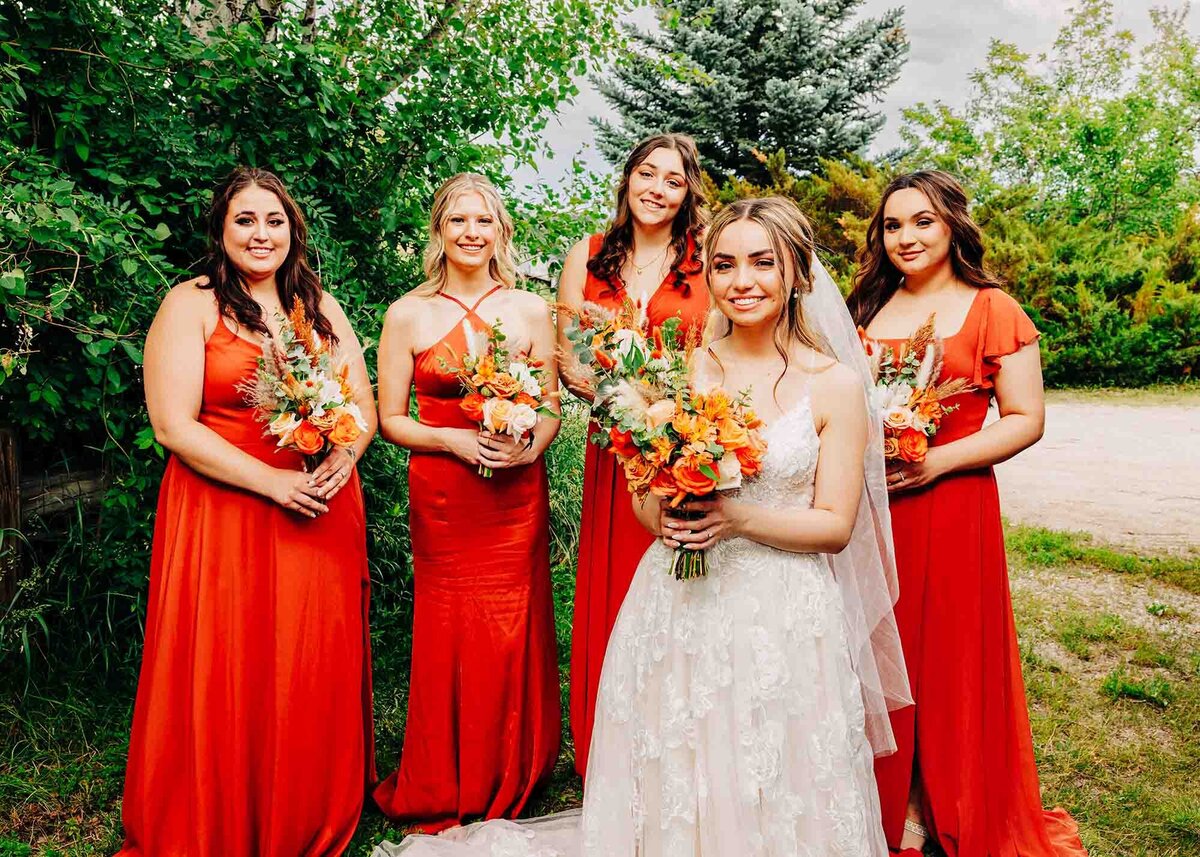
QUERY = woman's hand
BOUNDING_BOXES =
[443,428,483,466]
[477,429,537,471]
[660,494,744,551]
[309,446,357,500]
[266,469,330,518]
[886,447,948,493]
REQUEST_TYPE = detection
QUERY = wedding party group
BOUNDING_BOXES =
[116,132,1091,857]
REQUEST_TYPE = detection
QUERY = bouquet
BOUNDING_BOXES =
[564,306,767,579]
[859,313,972,464]
[440,319,556,477]
[561,297,657,419]
[241,297,367,470]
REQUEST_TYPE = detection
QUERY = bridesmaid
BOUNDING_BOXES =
[374,173,561,832]
[558,132,709,778]
[121,167,376,856]
[849,171,1087,857]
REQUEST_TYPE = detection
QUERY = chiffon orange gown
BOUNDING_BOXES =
[872,288,1087,856]
[569,232,710,777]
[118,318,375,857]
[373,287,560,832]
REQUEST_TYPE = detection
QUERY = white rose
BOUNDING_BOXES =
[506,402,539,438]
[883,406,914,430]
[269,412,300,446]
[715,452,743,491]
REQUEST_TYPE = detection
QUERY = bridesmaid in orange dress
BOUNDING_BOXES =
[849,171,1087,857]
[373,173,561,832]
[556,133,710,778]
[120,167,376,856]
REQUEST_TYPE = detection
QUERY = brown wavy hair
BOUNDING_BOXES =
[703,197,826,402]
[846,170,1003,328]
[201,167,336,344]
[588,133,708,297]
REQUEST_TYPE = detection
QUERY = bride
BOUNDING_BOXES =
[375,197,912,857]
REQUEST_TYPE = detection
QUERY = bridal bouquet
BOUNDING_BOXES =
[859,314,972,464]
[565,308,766,579]
[440,319,556,477]
[241,297,367,470]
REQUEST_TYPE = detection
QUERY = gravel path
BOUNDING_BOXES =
[993,399,1200,556]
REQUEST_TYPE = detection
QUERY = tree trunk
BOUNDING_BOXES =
[0,428,20,605]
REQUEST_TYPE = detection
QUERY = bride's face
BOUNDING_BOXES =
[709,219,790,330]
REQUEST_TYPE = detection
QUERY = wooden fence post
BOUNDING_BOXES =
[0,427,19,605]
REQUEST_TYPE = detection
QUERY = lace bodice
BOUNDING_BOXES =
[739,396,819,507]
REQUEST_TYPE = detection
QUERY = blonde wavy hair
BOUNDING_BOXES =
[411,173,518,297]
[703,197,830,397]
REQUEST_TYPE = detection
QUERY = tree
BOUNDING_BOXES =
[591,0,908,181]
[0,0,625,669]
[901,0,1200,233]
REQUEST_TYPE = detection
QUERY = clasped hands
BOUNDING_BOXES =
[656,494,742,551]
[449,427,537,470]
[269,447,356,517]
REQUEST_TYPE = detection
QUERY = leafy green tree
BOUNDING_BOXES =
[0,0,623,671]
[592,0,909,182]
[901,0,1200,233]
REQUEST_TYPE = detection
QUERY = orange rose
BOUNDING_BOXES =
[460,392,486,422]
[882,436,900,459]
[649,468,680,502]
[485,373,521,398]
[622,455,656,493]
[898,427,928,463]
[609,426,639,459]
[515,391,539,408]
[672,456,717,497]
[716,416,750,450]
[329,412,361,447]
[292,419,324,455]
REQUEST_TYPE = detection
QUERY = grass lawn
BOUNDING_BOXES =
[3,527,1198,855]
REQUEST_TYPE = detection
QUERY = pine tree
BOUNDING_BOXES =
[593,0,909,181]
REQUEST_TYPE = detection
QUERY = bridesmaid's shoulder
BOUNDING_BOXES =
[159,275,216,315]
[510,286,553,318]
[981,285,1024,315]
[383,291,423,329]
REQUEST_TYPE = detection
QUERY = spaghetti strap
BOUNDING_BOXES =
[437,284,505,316]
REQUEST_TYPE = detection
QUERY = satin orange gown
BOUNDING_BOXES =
[373,287,560,833]
[569,232,710,777]
[872,288,1087,856]
[118,318,375,857]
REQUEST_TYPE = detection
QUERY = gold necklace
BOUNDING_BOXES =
[631,243,670,277]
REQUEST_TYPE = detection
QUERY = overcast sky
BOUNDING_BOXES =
[513,0,1195,191]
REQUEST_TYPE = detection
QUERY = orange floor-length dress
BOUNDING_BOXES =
[872,288,1087,856]
[373,286,560,833]
[569,232,709,777]
[118,318,375,857]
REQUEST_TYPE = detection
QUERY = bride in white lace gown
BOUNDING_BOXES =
[374,198,911,857]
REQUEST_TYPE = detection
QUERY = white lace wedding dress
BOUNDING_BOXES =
[374,396,887,857]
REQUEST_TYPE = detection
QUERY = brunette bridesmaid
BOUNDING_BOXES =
[374,173,561,832]
[120,167,376,856]
[849,171,1087,857]
[557,132,710,778]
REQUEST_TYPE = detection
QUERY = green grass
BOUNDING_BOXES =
[4,522,1199,855]
[1007,524,1200,594]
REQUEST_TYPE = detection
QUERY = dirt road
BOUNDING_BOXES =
[993,395,1199,556]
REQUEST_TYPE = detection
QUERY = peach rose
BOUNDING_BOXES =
[672,456,717,496]
[622,454,656,493]
[485,373,521,398]
[460,392,486,423]
[482,397,515,432]
[645,399,676,428]
[883,406,914,431]
[882,436,900,459]
[898,427,928,463]
[329,412,361,447]
[292,419,324,455]
[734,435,767,476]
